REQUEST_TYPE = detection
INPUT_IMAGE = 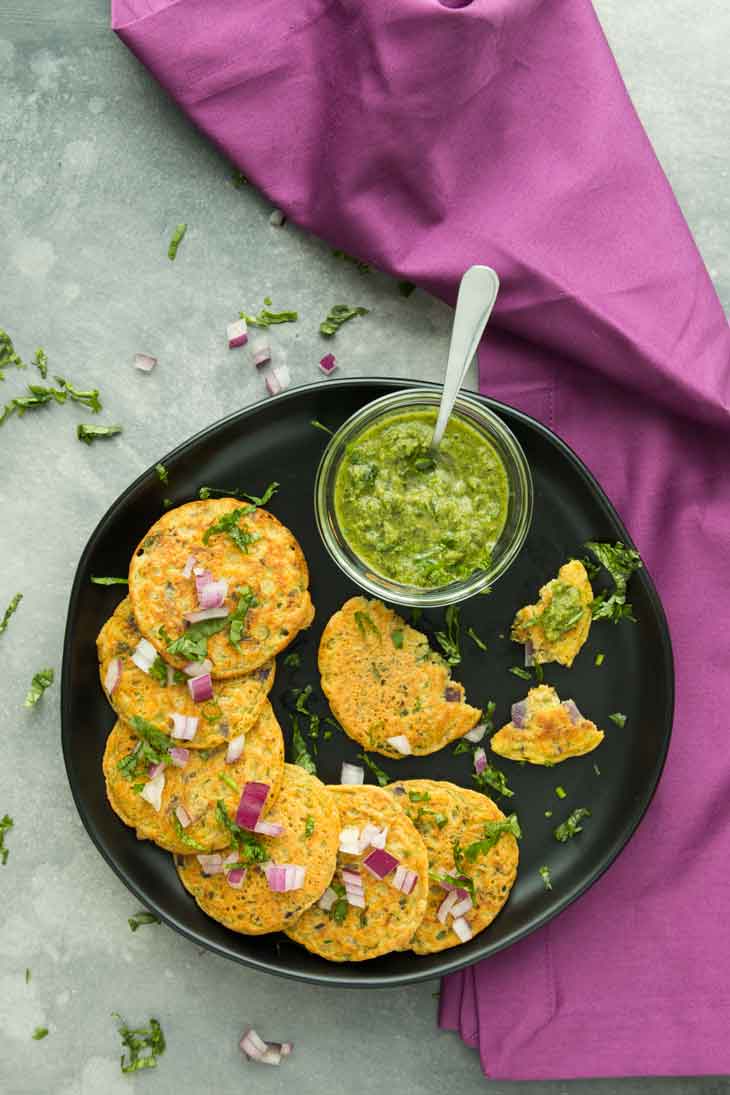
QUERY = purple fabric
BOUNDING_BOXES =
[112,0,730,1080]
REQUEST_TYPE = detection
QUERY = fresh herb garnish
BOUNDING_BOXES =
[354,610,380,639]
[128,716,172,760]
[430,867,476,902]
[358,752,391,787]
[390,629,404,650]
[609,712,627,728]
[594,652,605,666]
[155,463,168,485]
[168,223,187,260]
[319,304,369,337]
[32,1027,49,1040]
[128,911,161,932]
[554,807,591,842]
[229,586,257,650]
[434,604,461,666]
[310,419,334,436]
[77,423,122,445]
[555,786,567,799]
[466,627,487,652]
[55,376,102,413]
[460,814,522,862]
[509,666,532,680]
[24,668,54,708]
[0,592,22,635]
[0,814,13,865]
[214,801,266,863]
[398,280,416,298]
[330,882,348,924]
[147,655,169,686]
[90,575,128,586]
[165,616,228,661]
[198,482,278,505]
[202,506,258,553]
[283,651,301,669]
[115,1014,166,1073]
[304,815,315,838]
[544,810,553,818]
[584,541,642,624]
[291,713,317,775]
[219,771,239,793]
[0,329,26,380]
[539,865,553,891]
[240,304,298,328]
[171,813,205,850]
[474,763,514,799]
[33,348,48,379]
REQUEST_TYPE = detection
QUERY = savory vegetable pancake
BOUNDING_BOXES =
[285,784,429,962]
[128,499,314,677]
[491,684,604,764]
[511,559,593,667]
[318,597,482,758]
[176,764,339,934]
[103,701,284,854]
[97,598,275,750]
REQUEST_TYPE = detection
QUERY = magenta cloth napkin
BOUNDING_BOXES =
[112,0,730,1079]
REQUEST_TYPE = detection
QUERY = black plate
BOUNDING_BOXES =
[61,378,674,987]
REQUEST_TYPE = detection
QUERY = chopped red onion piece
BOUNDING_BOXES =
[452,916,473,943]
[198,578,228,610]
[181,554,197,579]
[444,685,461,702]
[104,657,122,695]
[131,637,157,674]
[175,804,192,828]
[318,353,337,376]
[474,747,487,775]
[264,863,306,892]
[227,867,246,889]
[437,889,459,923]
[235,781,270,829]
[148,762,165,779]
[286,865,306,891]
[182,606,229,625]
[140,771,165,811]
[222,851,240,868]
[227,318,249,348]
[269,208,286,227]
[343,866,366,908]
[188,673,214,703]
[169,746,190,768]
[438,879,470,899]
[390,865,419,895]
[240,1028,268,1060]
[362,848,399,880]
[386,734,412,755]
[338,826,362,855]
[340,762,364,785]
[346,891,366,909]
[318,887,338,911]
[170,713,198,741]
[511,700,528,728]
[280,1043,293,1057]
[273,364,291,390]
[251,336,271,368]
[183,658,213,677]
[562,699,582,724]
[254,820,285,837]
[464,722,486,743]
[133,352,157,373]
[226,734,245,764]
[360,823,389,850]
[451,894,473,919]
[197,853,224,876]
[194,570,213,595]
[524,640,535,667]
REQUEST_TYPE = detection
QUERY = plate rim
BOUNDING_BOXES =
[61,377,675,988]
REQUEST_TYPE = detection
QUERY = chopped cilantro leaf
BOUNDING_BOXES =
[354,610,380,639]
[509,666,532,680]
[171,814,205,850]
[0,592,22,635]
[544,810,553,818]
[304,815,315,838]
[229,586,257,650]
[155,463,168,485]
[391,629,404,649]
[283,651,301,669]
[115,1014,166,1073]
[310,418,334,436]
[554,807,591,842]
[77,423,122,445]
[358,752,391,787]
[147,656,169,686]
[408,791,430,803]
[466,626,487,652]
[202,506,258,553]
[32,1027,48,1041]
[431,867,475,902]
[539,865,552,891]
[215,802,266,863]
[128,912,160,932]
[168,223,187,260]
[555,786,567,799]
[165,616,228,661]
[474,763,514,799]
[24,668,54,708]
[331,885,348,923]
[434,604,461,666]
[319,304,369,337]
[0,328,26,381]
[240,304,298,328]
[584,541,642,624]
[462,814,522,862]
[55,376,102,413]
[291,713,316,775]
[90,575,128,586]
[25,968,30,983]
[33,348,48,379]
[609,712,627,728]
[594,652,605,666]
[219,771,239,793]
[128,716,172,758]
[0,814,13,865]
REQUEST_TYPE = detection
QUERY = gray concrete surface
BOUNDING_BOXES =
[0,1,728,1092]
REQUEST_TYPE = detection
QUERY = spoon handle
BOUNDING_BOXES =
[432,265,500,448]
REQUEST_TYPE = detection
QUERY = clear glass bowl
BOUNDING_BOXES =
[314,388,533,607]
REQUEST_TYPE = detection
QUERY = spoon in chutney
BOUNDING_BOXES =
[431,265,500,453]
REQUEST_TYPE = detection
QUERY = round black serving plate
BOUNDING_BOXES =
[61,378,673,987]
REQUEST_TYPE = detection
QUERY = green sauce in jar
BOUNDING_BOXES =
[334,409,509,588]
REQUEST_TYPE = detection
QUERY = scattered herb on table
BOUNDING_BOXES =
[32,1027,48,1041]
[0,592,22,635]
[310,418,334,436]
[594,652,605,666]
[202,505,258,553]
[128,911,161,932]
[584,541,643,624]
[55,376,102,412]
[534,663,544,683]
[165,616,228,661]
[240,303,298,328]
[466,626,487,651]
[509,666,532,680]
[434,604,461,666]
[283,651,301,669]
[398,280,416,298]
[77,423,122,445]
[33,348,48,378]
[115,1014,166,1073]
[357,752,391,787]
[539,865,553,891]
[198,481,278,504]
[554,807,591,842]
[609,712,627,728]
[593,763,601,776]
[474,763,514,799]
[91,576,128,586]
[291,685,320,751]
[555,785,567,799]
[319,304,369,337]
[332,250,371,274]
[0,328,26,380]
[167,223,187,260]
[25,968,31,983]
[24,668,54,708]
[544,809,553,818]
[291,713,316,775]
[0,814,13,865]
[155,463,168,485]
[229,586,258,650]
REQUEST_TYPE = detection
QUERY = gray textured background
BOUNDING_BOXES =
[1,2,728,1093]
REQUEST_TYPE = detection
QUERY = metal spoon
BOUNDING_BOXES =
[431,265,500,450]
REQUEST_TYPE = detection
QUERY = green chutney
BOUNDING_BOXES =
[334,409,509,588]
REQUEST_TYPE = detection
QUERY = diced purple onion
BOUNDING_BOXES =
[464,722,486,743]
[319,353,337,376]
[562,699,582,724]
[473,747,487,776]
[183,658,213,677]
[452,916,473,943]
[318,887,338,911]
[437,889,459,923]
[104,657,122,695]
[386,735,411,756]
[264,863,306,892]
[194,569,213,591]
[181,554,197,579]
[338,826,362,855]
[175,804,192,828]
[340,762,364,785]
[148,762,165,779]
[170,713,199,741]
[227,318,248,349]
[444,685,461,702]
[511,700,528,728]
[360,823,388,850]
[451,894,473,919]
[254,820,285,837]
[240,1028,292,1066]
[197,853,224,876]
[131,637,157,674]
[390,865,419,895]
[251,336,271,369]
[235,781,270,829]
[227,867,246,889]
[226,734,245,764]
[198,578,228,610]
[438,880,470,899]
[182,606,229,625]
[269,208,286,227]
[524,640,535,666]
[188,673,214,703]
[140,771,165,811]
[169,747,189,768]
[133,352,157,373]
[342,866,366,908]
[362,848,399,880]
